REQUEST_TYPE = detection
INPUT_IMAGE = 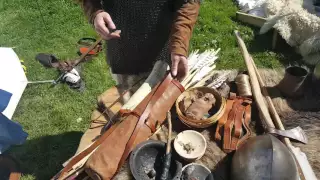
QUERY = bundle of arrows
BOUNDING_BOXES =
[182,48,227,89]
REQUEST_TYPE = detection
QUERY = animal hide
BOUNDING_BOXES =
[109,68,320,180]
[183,91,216,120]
[261,0,320,65]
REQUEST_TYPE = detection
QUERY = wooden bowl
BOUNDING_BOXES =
[175,86,226,128]
[174,130,207,162]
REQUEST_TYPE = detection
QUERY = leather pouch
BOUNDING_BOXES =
[83,72,184,179]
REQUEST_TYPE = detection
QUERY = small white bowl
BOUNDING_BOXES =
[174,130,207,162]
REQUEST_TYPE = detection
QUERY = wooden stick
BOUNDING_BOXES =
[234,30,275,129]
[248,56,291,146]
[193,70,216,87]
[181,69,199,87]
[166,111,172,154]
[71,37,103,69]
[185,64,216,89]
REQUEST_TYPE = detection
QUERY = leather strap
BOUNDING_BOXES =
[233,99,252,150]
[237,104,252,148]
[223,99,243,153]
[230,101,245,150]
[145,120,157,133]
[219,93,253,153]
[119,109,141,119]
[117,73,173,172]
[215,98,235,141]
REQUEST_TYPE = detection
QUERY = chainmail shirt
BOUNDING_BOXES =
[102,0,176,75]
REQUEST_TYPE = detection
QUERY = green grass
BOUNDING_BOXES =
[0,0,291,179]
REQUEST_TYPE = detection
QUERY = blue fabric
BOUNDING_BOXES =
[0,114,28,153]
[0,89,28,153]
[0,89,12,112]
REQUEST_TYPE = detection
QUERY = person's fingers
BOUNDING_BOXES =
[94,12,121,40]
[171,55,180,77]
[103,13,116,30]
[95,17,110,36]
[108,30,121,39]
[96,24,121,40]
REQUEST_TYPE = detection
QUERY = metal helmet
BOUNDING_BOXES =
[231,134,299,180]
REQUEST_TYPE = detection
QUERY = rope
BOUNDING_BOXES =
[235,74,252,97]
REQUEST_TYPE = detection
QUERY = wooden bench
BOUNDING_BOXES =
[236,11,278,49]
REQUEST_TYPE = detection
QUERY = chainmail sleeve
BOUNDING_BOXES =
[80,0,104,24]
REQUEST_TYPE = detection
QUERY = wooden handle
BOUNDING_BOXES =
[248,56,292,146]
[73,37,103,68]
[234,30,275,129]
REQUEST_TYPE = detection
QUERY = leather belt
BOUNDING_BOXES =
[215,98,235,141]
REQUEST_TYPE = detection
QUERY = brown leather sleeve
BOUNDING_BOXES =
[170,0,201,57]
[79,0,104,24]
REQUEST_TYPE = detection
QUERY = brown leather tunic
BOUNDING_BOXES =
[81,0,200,74]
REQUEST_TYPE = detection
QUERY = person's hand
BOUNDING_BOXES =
[171,53,188,82]
[93,12,121,40]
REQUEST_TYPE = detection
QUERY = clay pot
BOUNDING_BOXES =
[129,140,182,180]
[277,66,309,98]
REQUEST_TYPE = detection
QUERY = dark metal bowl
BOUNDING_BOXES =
[181,163,214,180]
[129,140,182,180]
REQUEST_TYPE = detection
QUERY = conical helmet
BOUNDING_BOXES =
[231,134,299,180]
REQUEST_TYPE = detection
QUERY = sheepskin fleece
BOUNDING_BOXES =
[262,0,320,65]
[112,69,320,180]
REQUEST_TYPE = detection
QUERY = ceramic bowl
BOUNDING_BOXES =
[174,130,207,162]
